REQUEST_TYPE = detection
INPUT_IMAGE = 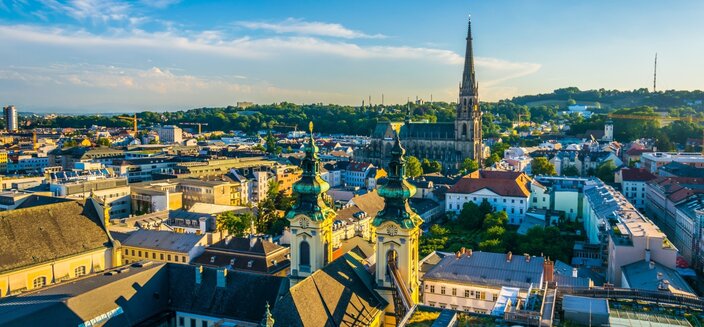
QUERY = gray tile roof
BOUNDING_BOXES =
[0,198,112,273]
[272,252,388,326]
[121,229,205,253]
[423,251,545,289]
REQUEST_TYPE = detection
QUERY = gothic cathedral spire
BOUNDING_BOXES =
[455,15,484,164]
[286,122,335,285]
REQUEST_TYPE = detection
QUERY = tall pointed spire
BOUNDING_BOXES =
[460,15,477,98]
[373,132,422,229]
[285,121,335,222]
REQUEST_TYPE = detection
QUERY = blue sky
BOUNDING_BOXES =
[0,0,702,113]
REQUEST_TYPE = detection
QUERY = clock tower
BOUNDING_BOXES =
[286,122,336,287]
[373,133,423,325]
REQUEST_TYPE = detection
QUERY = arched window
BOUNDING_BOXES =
[74,266,86,277]
[32,276,47,289]
[299,241,310,270]
[462,123,468,138]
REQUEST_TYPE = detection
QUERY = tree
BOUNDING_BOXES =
[458,202,481,230]
[421,159,442,174]
[484,153,501,167]
[97,138,111,146]
[405,156,422,178]
[478,239,504,252]
[596,159,616,183]
[562,165,579,177]
[265,131,282,155]
[478,199,493,218]
[429,224,449,237]
[217,211,255,236]
[483,211,508,230]
[460,158,479,174]
[531,157,556,176]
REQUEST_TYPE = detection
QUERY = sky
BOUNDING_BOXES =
[0,0,703,113]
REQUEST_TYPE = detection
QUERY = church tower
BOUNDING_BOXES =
[285,122,336,286]
[455,15,484,164]
[373,133,423,325]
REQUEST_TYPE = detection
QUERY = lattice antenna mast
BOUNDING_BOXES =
[653,53,657,92]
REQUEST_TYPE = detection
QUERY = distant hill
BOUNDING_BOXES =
[511,87,704,112]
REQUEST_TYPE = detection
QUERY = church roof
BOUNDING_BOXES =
[0,198,112,273]
[272,252,388,326]
[399,122,455,140]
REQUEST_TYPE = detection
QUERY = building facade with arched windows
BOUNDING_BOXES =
[355,17,485,170]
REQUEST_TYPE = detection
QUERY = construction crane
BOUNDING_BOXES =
[180,122,209,134]
[116,114,139,134]
[607,113,704,154]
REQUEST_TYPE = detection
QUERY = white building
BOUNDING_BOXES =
[445,170,532,225]
[158,125,183,144]
[422,250,546,314]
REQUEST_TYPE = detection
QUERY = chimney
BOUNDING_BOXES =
[466,248,472,257]
[460,247,466,255]
[195,265,203,285]
[199,217,207,233]
[524,253,530,263]
[649,261,656,270]
[506,251,513,263]
[216,268,228,288]
[572,267,578,278]
[249,235,257,250]
[543,258,554,283]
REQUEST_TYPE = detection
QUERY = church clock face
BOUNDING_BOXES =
[299,217,310,228]
[386,225,398,236]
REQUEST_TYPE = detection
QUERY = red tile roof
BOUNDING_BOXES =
[346,161,372,172]
[447,170,531,198]
[621,168,656,182]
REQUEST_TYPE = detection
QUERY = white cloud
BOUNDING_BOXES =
[237,18,385,39]
[139,0,180,9]
[37,0,132,23]
[0,24,462,64]
[475,57,542,87]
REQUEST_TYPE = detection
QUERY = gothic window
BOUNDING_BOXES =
[462,123,468,138]
[32,276,47,288]
[299,241,310,268]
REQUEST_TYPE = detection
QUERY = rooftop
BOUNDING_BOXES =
[121,229,205,253]
[424,251,544,289]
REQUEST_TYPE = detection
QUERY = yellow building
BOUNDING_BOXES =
[0,197,118,297]
[0,150,7,173]
[120,229,207,265]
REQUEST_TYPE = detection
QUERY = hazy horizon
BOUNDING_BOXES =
[1,0,703,113]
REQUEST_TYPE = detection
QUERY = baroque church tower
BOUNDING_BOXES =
[285,122,336,286]
[373,133,423,325]
[455,15,484,164]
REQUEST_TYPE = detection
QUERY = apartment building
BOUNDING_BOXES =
[121,229,207,265]
[48,173,131,219]
[617,168,656,210]
[641,152,704,173]
[177,178,246,209]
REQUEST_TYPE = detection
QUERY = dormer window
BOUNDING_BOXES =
[210,256,216,263]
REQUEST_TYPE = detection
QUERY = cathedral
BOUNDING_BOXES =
[272,122,422,326]
[356,17,485,170]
